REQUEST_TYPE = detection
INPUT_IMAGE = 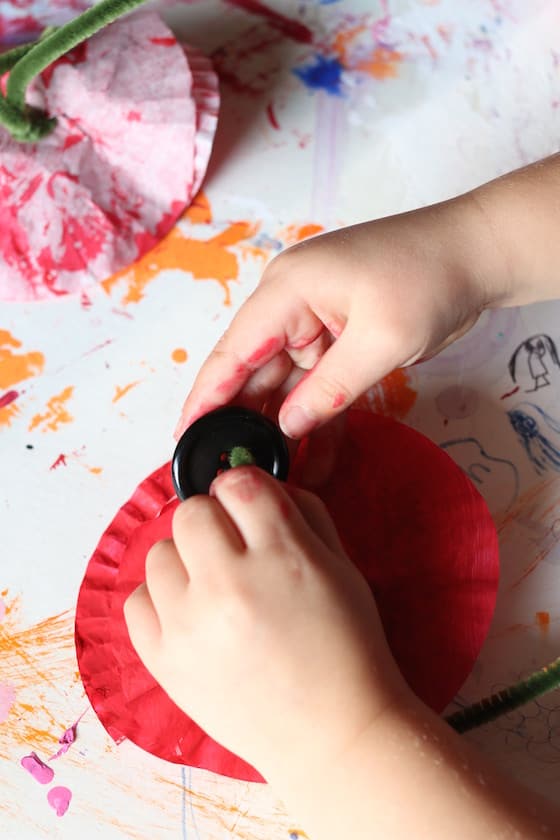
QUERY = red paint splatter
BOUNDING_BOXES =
[132,200,185,254]
[62,135,83,151]
[247,336,282,365]
[500,385,520,400]
[0,390,18,409]
[50,454,67,471]
[266,102,280,129]
[332,393,346,410]
[224,0,313,44]
[127,110,141,122]
[150,37,176,47]
[41,42,89,87]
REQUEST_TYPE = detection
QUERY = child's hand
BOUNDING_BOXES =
[177,193,497,441]
[124,467,408,780]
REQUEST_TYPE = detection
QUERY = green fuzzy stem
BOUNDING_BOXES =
[228,447,256,468]
[446,656,560,734]
[0,0,148,142]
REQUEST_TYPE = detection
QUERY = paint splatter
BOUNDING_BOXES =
[50,711,87,760]
[293,55,344,95]
[357,45,404,79]
[29,386,74,432]
[184,192,212,225]
[47,786,72,817]
[172,348,188,364]
[21,752,54,785]
[49,454,67,471]
[435,385,479,420]
[224,0,313,44]
[0,400,19,428]
[0,330,44,390]
[279,223,324,245]
[103,221,260,306]
[113,381,140,403]
[354,368,417,419]
[0,682,16,723]
[266,102,280,129]
[0,389,18,409]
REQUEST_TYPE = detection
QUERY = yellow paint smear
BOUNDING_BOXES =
[103,221,259,306]
[0,329,44,390]
[113,381,140,403]
[29,386,74,432]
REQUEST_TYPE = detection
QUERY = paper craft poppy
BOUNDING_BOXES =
[0,11,219,300]
[75,410,499,783]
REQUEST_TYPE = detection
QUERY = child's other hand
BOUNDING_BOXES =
[176,194,495,441]
[124,467,408,781]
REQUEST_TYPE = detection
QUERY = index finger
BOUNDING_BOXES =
[175,279,323,436]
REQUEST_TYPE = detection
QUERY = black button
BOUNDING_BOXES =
[171,406,290,500]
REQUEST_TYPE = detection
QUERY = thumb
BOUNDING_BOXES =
[278,326,399,438]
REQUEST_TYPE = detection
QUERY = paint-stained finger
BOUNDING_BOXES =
[175,283,324,437]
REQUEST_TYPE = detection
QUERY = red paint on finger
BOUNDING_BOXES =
[247,336,282,365]
[215,362,249,394]
[266,103,280,130]
[332,393,346,410]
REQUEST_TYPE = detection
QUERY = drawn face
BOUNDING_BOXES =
[527,337,547,360]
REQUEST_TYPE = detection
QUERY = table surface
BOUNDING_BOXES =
[1,0,560,837]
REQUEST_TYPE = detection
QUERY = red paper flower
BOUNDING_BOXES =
[0,11,219,300]
[75,411,499,783]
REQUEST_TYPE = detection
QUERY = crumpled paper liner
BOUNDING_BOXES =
[75,411,499,782]
[0,11,219,300]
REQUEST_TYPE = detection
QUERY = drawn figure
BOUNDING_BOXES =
[508,403,560,474]
[440,437,519,511]
[508,334,560,392]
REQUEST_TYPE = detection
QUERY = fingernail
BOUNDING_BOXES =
[280,404,316,439]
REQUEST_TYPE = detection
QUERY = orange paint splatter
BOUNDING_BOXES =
[112,381,140,403]
[0,595,76,758]
[103,222,259,306]
[358,46,404,79]
[0,401,19,427]
[185,191,212,225]
[29,386,74,432]
[0,329,44,390]
[536,611,550,637]
[354,368,417,419]
[279,223,324,246]
[171,348,188,364]
[332,24,366,64]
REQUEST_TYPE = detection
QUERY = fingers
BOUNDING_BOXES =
[171,494,246,577]
[210,467,312,551]
[144,539,189,625]
[278,325,400,438]
[286,486,346,556]
[175,279,324,436]
[124,582,161,668]
[298,415,345,489]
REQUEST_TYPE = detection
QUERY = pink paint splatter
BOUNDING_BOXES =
[21,752,54,785]
[332,392,346,409]
[0,683,16,723]
[0,389,18,409]
[47,786,72,817]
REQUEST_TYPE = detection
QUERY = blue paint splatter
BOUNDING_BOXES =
[293,54,343,95]
[508,403,560,474]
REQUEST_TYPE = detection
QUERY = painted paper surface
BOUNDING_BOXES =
[0,12,219,300]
